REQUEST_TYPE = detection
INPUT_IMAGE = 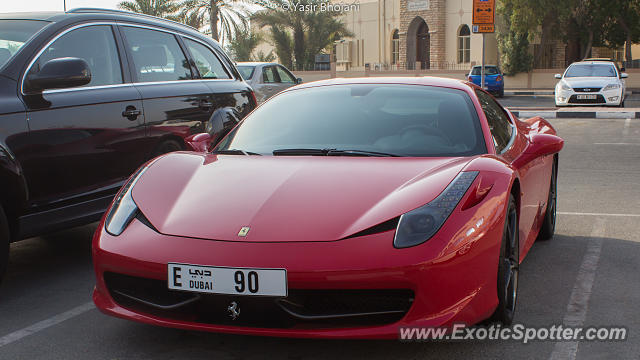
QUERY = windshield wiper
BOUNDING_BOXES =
[272,148,400,157]
[212,149,261,155]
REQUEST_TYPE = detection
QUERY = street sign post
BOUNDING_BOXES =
[473,0,496,89]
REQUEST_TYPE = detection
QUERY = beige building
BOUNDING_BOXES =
[314,0,500,71]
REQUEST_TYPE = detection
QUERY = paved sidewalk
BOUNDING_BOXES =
[509,107,640,119]
[504,89,638,96]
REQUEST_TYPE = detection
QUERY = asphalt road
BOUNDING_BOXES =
[498,93,640,109]
[1,117,639,359]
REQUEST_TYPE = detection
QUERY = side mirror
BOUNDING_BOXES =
[621,73,628,79]
[514,133,563,168]
[25,57,91,92]
[528,133,564,156]
[554,74,562,79]
[185,133,211,152]
[296,77,303,84]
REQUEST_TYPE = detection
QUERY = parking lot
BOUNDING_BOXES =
[0,115,637,359]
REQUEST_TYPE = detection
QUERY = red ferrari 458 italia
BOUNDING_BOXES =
[92,77,563,339]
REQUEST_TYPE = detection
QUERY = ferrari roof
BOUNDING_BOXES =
[293,77,473,92]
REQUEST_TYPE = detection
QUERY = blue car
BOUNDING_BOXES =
[468,65,504,97]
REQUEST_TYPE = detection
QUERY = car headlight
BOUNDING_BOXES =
[104,162,153,236]
[560,82,572,91]
[602,83,621,91]
[393,171,478,249]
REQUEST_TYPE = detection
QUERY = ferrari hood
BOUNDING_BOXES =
[132,153,472,242]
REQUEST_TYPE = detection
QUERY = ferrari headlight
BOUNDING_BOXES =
[560,82,572,91]
[393,171,478,248]
[603,83,621,91]
[104,163,152,236]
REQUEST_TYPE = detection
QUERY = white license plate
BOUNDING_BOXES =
[577,94,597,100]
[168,263,287,297]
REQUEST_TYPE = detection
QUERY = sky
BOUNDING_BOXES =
[1,0,121,13]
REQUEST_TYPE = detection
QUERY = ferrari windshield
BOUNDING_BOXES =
[0,20,49,69]
[215,84,487,157]
[565,64,618,77]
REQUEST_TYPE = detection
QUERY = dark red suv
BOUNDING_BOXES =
[0,8,256,282]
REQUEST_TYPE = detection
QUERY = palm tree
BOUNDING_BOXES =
[180,0,251,42]
[118,0,180,18]
[252,0,351,70]
[227,28,263,61]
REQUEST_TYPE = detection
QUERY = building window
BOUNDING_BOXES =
[391,30,399,65]
[458,25,471,64]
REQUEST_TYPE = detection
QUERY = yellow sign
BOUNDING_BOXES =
[472,24,495,33]
[473,0,495,25]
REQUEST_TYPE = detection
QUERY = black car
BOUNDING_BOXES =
[0,8,256,282]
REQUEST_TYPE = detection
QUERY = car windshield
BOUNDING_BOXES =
[565,64,617,77]
[471,66,499,75]
[215,84,487,157]
[237,65,255,80]
[0,20,49,69]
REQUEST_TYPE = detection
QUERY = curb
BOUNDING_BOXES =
[504,90,635,96]
[511,111,640,119]
[505,91,554,96]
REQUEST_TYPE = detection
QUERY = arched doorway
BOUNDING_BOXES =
[406,17,430,70]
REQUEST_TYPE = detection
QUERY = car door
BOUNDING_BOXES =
[119,25,213,153]
[274,65,298,92]
[256,65,279,102]
[476,90,547,256]
[18,23,147,211]
[181,37,252,143]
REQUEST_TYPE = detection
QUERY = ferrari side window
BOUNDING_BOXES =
[476,90,513,153]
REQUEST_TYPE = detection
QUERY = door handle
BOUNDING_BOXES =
[199,100,214,110]
[122,106,141,121]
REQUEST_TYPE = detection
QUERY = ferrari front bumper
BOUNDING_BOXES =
[93,204,505,339]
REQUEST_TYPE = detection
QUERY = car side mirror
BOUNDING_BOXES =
[185,133,211,152]
[529,133,564,156]
[25,57,91,92]
[296,77,303,84]
[620,73,628,79]
[514,133,563,168]
[554,74,562,79]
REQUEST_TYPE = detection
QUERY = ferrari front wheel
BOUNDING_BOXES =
[491,194,519,325]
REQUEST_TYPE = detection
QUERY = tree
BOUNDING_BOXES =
[496,0,533,75]
[118,0,179,18]
[600,0,640,65]
[252,0,351,70]
[180,0,251,42]
[227,28,263,61]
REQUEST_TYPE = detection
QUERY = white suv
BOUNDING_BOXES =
[554,61,627,107]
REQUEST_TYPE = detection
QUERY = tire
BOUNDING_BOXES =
[0,205,9,286]
[619,100,625,108]
[490,194,519,325]
[498,89,504,98]
[152,139,183,157]
[538,160,557,241]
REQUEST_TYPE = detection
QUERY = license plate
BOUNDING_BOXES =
[168,263,287,297]
[577,94,597,100]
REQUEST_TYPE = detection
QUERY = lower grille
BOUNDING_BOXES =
[568,94,606,104]
[104,272,414,329]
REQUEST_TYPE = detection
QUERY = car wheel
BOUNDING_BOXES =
[498,89,504,98]
[152,139,184,157]
[619,100,625,108]
[0,205,9,286]
[538,159,558,241]
[490,194,519,325]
